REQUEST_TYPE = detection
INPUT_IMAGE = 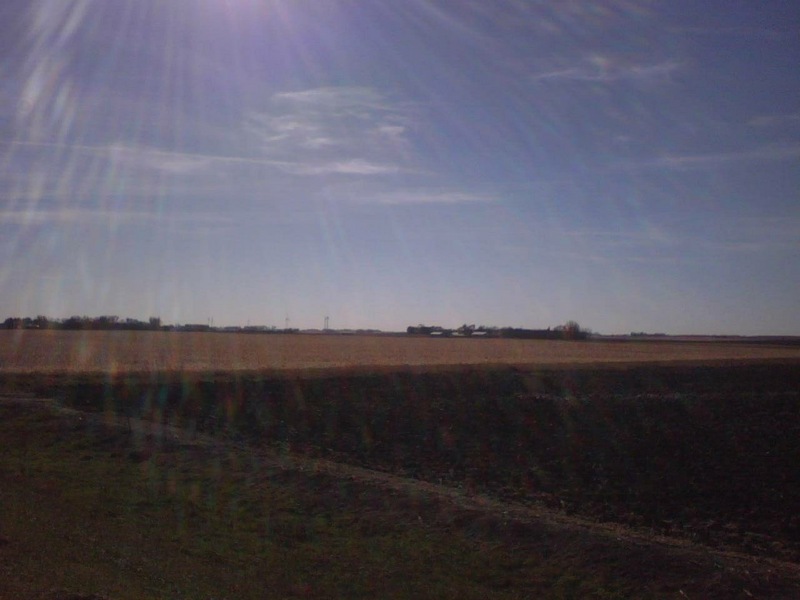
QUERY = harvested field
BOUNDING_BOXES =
[1,330,799,373]
[2,331,800,598]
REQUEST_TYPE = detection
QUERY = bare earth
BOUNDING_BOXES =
[2,332,800,598]
[2,330,799,373]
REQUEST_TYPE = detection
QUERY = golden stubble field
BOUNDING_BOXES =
[1,330,799,374]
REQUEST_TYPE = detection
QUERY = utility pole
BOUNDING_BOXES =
[324,316,329,331]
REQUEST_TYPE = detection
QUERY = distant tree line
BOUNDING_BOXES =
[3,314,588,338]
[2,315,163,331]
[406,321,590,340]
[0,315,301,334]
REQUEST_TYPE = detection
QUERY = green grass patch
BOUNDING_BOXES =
[0,400,643,599]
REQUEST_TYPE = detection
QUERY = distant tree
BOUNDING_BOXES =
[3,317,23,329]
[559,320,587,340]
[63,316,87,330]
[407,324,438,335]
[96,315,119,329]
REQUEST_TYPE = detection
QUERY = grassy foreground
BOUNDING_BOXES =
[0,397,633,599]
[2,359,800,598]
[10,361,800,560]
[2,395,799,600]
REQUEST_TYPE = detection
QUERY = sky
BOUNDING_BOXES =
[1,0,798,335]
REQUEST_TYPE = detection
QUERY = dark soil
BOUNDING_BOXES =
[2,370,800,599]
[6,360,800,563]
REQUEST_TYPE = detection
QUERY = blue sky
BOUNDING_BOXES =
[1,0,798,334]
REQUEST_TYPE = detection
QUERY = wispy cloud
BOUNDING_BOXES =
[531,57,679,84]
[0,206,233,228]
[2,138,407,184]
[605,143,800,174]
[4,86,416,182]
[369,190,496,205]
[668,26,786,40]
[748,112,800,127]
[563,227,677,248]
[716,216,800,251]
[550,215,798,264]
[271,87,390,115]
[3,140,218,175]
[0,207,153,225]
[108,143,214,174]
[109,132,408,180]
[641,144,800,170]
[279,159,400,176]
[244,86,414,176]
